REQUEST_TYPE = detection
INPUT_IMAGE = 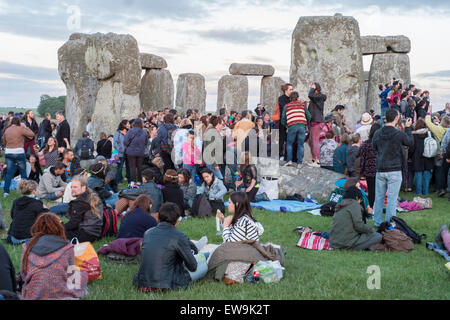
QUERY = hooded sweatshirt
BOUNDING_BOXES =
[21,235,88,300]
[9,196,49,240]
[37,167,67,198]
[372,125,414,172]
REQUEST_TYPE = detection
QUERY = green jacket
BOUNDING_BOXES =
[329,199,374,249]
[281,102,312,128]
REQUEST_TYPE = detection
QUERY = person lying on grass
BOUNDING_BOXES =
[329,186,382,250]
[133,202,209,292]
[20,213,88,300]
[217,191,264,243]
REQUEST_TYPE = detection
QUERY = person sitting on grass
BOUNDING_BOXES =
[162,169,185,217]
[37,161,67,201]
[20,213,88,300]
[7,180,49,245]
[217,191,264,243]
[177,168,197,211]
[0,242,16,294]
[133,202,209,292]
[197,168,228,215]
[115,168,163,217]
[235,152,259,202]
[117,194,157,239]
[329,186,382,251]
[87,162,118,208]
[64,176,103,243]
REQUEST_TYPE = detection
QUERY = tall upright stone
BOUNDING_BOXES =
[217,75,248,113]
[58,32,141,141]
[260,76,285,113]
[366,53,411,113]
[140,69,174,112]
[290,14,365,125]
[176,73,206,114]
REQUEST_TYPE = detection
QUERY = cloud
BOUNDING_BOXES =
[0,61,60,81]
[415,70,450,79]
[197,28,279,45]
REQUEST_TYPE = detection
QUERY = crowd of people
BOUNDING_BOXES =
[0,77,449,299]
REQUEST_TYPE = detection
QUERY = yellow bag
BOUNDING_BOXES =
[72,238,102,282]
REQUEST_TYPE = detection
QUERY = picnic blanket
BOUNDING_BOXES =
[224,199,322,213]
[296,232,332,251]
[426,242,450,262]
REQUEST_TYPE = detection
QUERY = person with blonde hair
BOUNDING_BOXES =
[64,177,103,242]
[7,180,49,245]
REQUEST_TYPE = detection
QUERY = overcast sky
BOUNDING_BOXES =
[0,0,449,111]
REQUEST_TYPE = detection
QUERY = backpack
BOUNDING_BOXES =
[102,205,118,238]
[423,131,438,158]
[390,216,426,244]
[191,194,213,218]
[328,187,344,204]
[79,139,92,160]
[320,202,337,217]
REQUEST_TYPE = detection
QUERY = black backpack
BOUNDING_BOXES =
[79,139,92,160]
[320,202,337,217]
[191,194,213,218]
[390,216,426,244]
[102,205,118,238]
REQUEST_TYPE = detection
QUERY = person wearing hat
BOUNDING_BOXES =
[355,112,373,142]
[329,186,382,250]
[95,155,118,193]
[87,162,118,207]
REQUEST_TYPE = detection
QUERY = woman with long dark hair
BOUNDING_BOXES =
[113,119,131,184]
[218,191,264,243]
[307,82,327,167]
[197,168,227,215]
[36,136,60,169]
[235,152,258,202]
[117,194,157,239]
[360,123,381,208]
[20,213,88,299]
[177,168,197,210]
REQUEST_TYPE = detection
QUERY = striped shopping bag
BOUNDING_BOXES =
[296,232,332,251]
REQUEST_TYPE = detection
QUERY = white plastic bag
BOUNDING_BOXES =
[256,177,279,200]
[253,260,285,283]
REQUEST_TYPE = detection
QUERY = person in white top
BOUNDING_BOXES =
[355,112,373,142]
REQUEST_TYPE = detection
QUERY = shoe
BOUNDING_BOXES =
[280,157,284,161]
[3,193,9,198]
[292,226,313,234]
[284,161,293,167]
[307,161,320,168]
[435,224,448,244]
[438,189,446,197]
[297,164,304,169]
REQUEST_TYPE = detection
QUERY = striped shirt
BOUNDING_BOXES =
[285,101,307,128]
[222,214,264,243]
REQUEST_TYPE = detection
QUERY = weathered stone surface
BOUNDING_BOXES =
[140,69,174,112]
[58,32,141,142]
[254,157,344,201]
[175,73,206,114]
[229,63,275,76]
[290,15,365,126]
[260,76,285,113]
[140,53,167,69]
[217,75,248,113]
[366,53,411,113]
[361,35,411,55]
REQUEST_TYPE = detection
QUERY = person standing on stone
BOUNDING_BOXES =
[22,110,39,155]
[281,91,311,168]
[113,120,131,184]
[2,117,35,198]
[124,118,149,187]
[307,82,327,168]
[372,109,414,228]
[360,123,381,208]
[355,112,373,142]
[277,83,293,160]
[378,79,393,119]
[55,112,70,149]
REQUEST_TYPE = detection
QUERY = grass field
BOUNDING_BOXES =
[1,185,449,300]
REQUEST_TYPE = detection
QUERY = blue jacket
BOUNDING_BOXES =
[197,177,227,201]
[74,137,94,159]
[379,86,391,110]
[124,128,149,157]
[113,131,126,157]
[119,181,163,213]
[333,144,348,174]
[157,123,177,147]
[117,208,157,239]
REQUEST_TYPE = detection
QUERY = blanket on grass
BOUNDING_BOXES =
[225,199,322,213]
[296,232,332,251]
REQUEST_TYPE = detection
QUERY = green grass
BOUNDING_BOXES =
[1,187,449,300]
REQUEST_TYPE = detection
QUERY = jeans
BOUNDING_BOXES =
[206,164,224,180]
[373,171,402,227]
[415,170,431,195]
[9,235,29,245]
[116,156,130,184]
[4,153,27,194]
[41,192,59,201]
[183,164,198,179]
[286,125,306,164]
[186,253,210,282]
[49,203,69,216]
[104,193,119,208]
[128,155,144,183]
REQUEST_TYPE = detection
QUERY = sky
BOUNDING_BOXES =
[0,0,449,112]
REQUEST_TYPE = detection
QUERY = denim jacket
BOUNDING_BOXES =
[197,177,227,201]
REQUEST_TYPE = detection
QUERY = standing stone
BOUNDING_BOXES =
[176,73,206,114]
[58,32,141,142]
[260,76,285,113]
[366,53,411,113]
[229,63,275,76]
[217,75,248,113]
[361,35,411,55]
[140,53,168,69]
[140,69,174,112]
[290,15,365,126]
